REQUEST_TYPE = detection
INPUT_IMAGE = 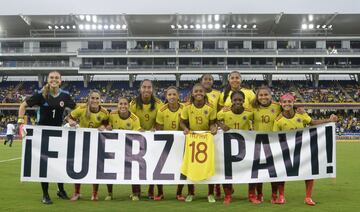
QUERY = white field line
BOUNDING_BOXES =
[0,157,21,163]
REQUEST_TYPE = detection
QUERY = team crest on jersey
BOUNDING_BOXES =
[97,116,102,122]
[271,109,275,113]
[296,118,301,123]
[126,122,131,127]
[243,116,247,120]
[59,101,64,107]
[204,110,208,115]
[166,115,169,118]
[212,94,216,98]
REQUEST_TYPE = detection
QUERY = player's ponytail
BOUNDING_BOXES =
[41,83,50,99]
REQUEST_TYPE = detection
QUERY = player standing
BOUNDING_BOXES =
[18,71,76,204]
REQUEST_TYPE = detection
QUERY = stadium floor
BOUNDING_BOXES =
[0,141,359,211]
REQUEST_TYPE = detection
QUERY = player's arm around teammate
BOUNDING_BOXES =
[105,97,142,201]
[129,79,163,200]
[273,93,338,206]
[155,86,185,201]
[217,90,254,204]
[66,89,109,201]
[18,71,76,204]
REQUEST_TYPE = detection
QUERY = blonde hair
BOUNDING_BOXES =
[86,89,101,119]
[42,71,61,99]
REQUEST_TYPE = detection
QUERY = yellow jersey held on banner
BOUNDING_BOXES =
[180,132,215,181]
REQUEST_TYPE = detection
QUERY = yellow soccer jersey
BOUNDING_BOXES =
[253,102,281,131]
[206,89,221,111]
[130,98,163,130]
[156,103,183,130]
[217,107,253,130]
[181,102,217,131]
[108,111,141,130]
[219,88,256,110]
[180,132,215,181]
[273,112,312,131]
[70,105,109,128]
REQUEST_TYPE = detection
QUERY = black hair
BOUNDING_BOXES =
[135,79,156,111]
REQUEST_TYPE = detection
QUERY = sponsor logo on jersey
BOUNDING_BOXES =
[59,101,64,107]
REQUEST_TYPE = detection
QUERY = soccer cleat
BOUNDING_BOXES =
[249,196,261,204]
[257,193,264,202]
[207,195,216,203]
[223,195,231,205]
[42,195,53,204]
[148,194,154,200]
[270,194,277,204]
[154,195,164,201]
[275,195,286,204]
[91,193,98,201]
[304,197,316,206]
[176,195,185,201]
[104,195,113,201]
[70,193,81,201]
[57,190,70,200]
[130,194,139,201]
[185,195,194,202]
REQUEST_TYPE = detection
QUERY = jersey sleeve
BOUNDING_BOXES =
[25,92,43,107]
[65,94,76,109]
[219,92,225,107]
[133,116,142,130]
[180,105,189,120]
[129,100,137,114]
[70,107,82,120]
[209,106,217,121]
[156,109,164,125]
[217,110,225,121]
[272,120,281,131]
[301,113,312,125]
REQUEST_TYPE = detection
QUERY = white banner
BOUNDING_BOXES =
[21,123,336,184]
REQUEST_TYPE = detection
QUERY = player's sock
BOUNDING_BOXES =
[208,184,214,195]
[176,184,184,195]
[57,183,65,192]
[41,182,49,197]
[157,184,163,196]
[188,184,195,195]
[107,184,113,194]
[305,179,314,198]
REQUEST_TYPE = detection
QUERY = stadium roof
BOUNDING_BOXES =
[1,13,360,37]
[1,0,360,15]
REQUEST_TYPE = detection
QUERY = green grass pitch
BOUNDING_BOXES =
[0,141,359,212]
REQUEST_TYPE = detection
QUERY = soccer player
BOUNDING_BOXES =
[219,71,255,110]
[251,85,282,204]
[217,90,254,204]
[130,79,163,200]
[155,86,184,201]
[67,89,109,201]
[180,83,218,203]
[200,74,221,110]
[200,74,222,198]
[273,93,338,205]
[105,97,142,201]
[18,71,76,204]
